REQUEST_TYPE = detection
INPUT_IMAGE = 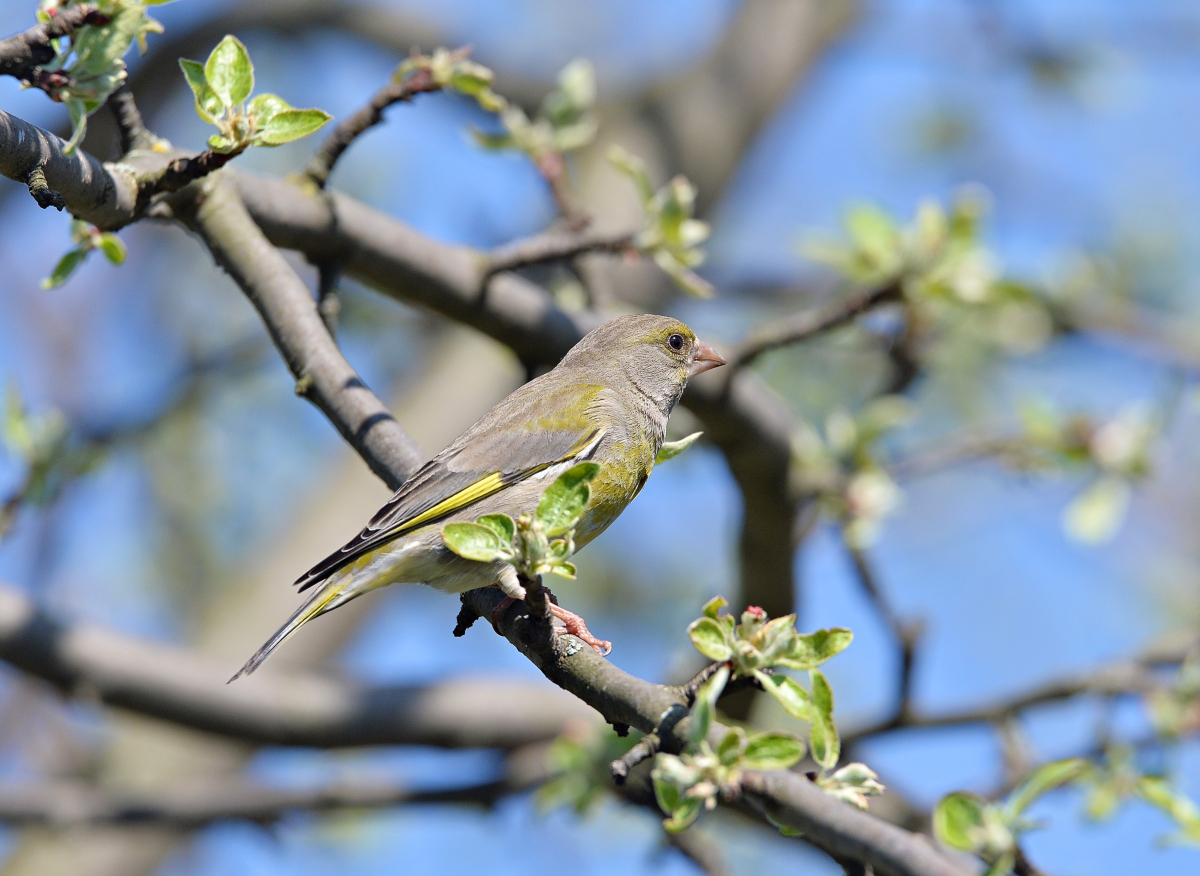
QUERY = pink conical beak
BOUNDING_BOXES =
[688,339,726,378]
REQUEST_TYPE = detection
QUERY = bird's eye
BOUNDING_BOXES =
[668,333,684,351]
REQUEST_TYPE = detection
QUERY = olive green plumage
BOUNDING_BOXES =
[232,314,725,678]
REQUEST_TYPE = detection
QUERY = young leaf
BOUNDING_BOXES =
[179,58,222,123]
[776,628,854,670]
[441,522,511,562]
[548,560,577,580]
[607,144,655,203]
[1063,475,1130,544]
[656,431,703,464]
[742,733,806,771]
[96,234,126,265]
[662,796,704,834]
[808,669,839,770]
[536,462,600,536]
[934,792,988,852]
[205,35,253,107]
[701,595,727,619]
[687,617,732,661]
[248,93,289,127]
[689,664,729,746]
[716,728,746,765]
[40,249,87,290]
[475,513,515,545]
[755,671,810,720]
[1004,758,1086,819]
[254,106,332,146]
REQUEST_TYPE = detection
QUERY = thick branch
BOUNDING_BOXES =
[0,5,107,82]
[108,85,156,154]
[731,281,903,370]
[0,745,549,827]
[181,174,425,489]
[0,583,594,748]
[461,587,972,876]
[305,65,441,188]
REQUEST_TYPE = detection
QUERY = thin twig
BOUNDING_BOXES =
[0,5,108,84]
[108,85,157,154]
[304,65,441,188]
[730,281,903,370]
[611,733,661,784]
[482,229,635,282]
[682,661,732,706]
[534,150,589,229]
[846,544,922,727]
[135,147,244,212]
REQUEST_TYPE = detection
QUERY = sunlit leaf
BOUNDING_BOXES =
[1005,758,1086,819]
[254,106,331,146]
[40,249,87,289]
[656,431,703,464]
[808,669,839,770]
[742,732,805,771]
[689,664,729,746]
[755,671,810,720]
[687,617,732,662]
[205,35,253,107]
[1063,475,1130,544]
[934,792,988,852]
[536,462,599,536]
[441,522,511,562]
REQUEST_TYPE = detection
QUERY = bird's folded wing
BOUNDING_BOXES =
[294,382,607,592]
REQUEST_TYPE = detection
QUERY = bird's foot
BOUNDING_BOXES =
[490,595,516,628]
[549,602,612,656]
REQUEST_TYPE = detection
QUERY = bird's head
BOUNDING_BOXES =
[562,314,725,409]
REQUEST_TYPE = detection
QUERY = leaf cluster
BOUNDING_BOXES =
[652,599,877,833]
[440,462,598,580]
[35,0,170,152]
[804,194,1053,358]
[180,36,330,154]
[652,665,809,833]
[934,759,1086,875]
[792,395,914,548]
[1079,746,1200,846]
[2,385,102,537]
[469,58,598,158]
[608,145,714,298]
[41,219,125,289]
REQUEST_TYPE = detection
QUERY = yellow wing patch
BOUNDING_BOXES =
[393,471,508,534]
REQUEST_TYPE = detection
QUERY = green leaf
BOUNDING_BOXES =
[934,792,988,852]
[653,769,682,815]
[247,92,290,127]
[475,513,515,546]
[253,106,332,146]
[716,728,746,765]
[440,522,511,563]
[983,850,1017,876]
[689,664,728,746]
[96,234,126,265]
[179,58,223,123]
[205,35,253,107]
[776,628,854,670]
[687,617,732,662]
[207,133,237,153]
[742,733,806,771]
[547,560,577,580]
[536,462,600,536]
[62,97,89,155]
[41,249,87,290]
[1063,476,1130,544]
[755,671,810,720]
[608,144,655,203]
[808,669,839,770]
[662,796,704,834]
[764,811,804,837]
[701,595,727,619]
[1005,758,1087,819]
[656,431,703,464]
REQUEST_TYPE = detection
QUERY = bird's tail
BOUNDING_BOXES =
[228,575,354,682]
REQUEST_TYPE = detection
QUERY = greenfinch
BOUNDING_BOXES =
[232,314,725,679]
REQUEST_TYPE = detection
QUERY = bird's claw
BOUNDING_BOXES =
[549,602,612,656]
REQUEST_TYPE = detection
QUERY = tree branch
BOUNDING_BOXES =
[107,85,157,154]
[461,587,973,876]
[304,65,441,188]
[843,630,1196,745]
[180,174,426,490]
[482,229,636,280]
[0,5,108,84]
[0,583,595,748]
[730,281,903,371]
[0,747,549,827]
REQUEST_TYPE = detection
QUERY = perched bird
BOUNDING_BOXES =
[231,314,725,679]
